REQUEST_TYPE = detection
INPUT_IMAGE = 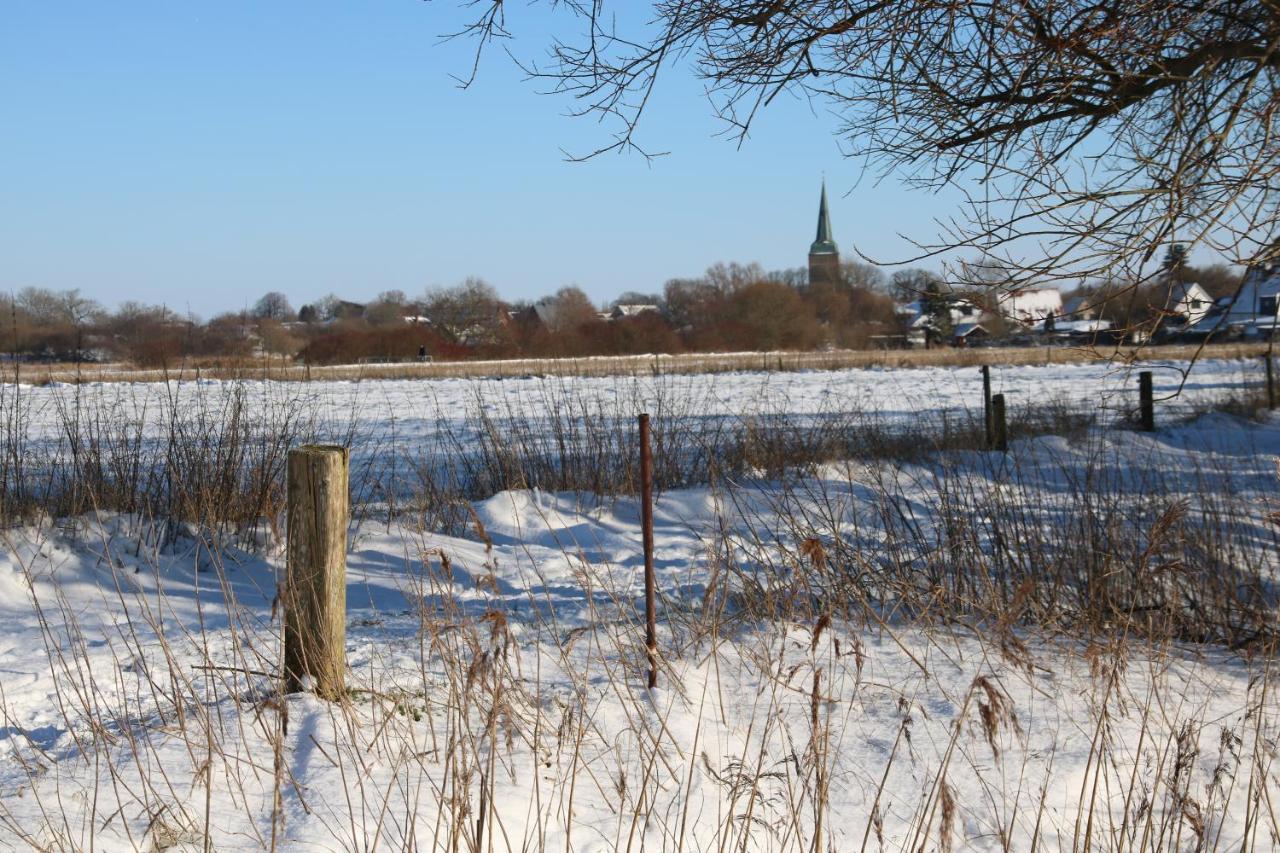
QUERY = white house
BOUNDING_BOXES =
[898,298,981,329]
[1190,255,1279,337]
[1061,295,1098,320]
[1160,281,1214,326]
[610,303,661,320]
[897,298,989,346]
[998,288,1063,325]
[952,322,990,345]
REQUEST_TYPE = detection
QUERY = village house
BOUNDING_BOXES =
[897,297,988,347]
[1159,281,1214,326]
[610,303,660,320]
[1037,314,1113,341]
[997,288,1063,325]
[1060,294,1099,320]
[952,321,990,346]
[1193,252,1280,338]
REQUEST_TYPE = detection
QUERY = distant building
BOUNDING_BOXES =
[610,303,660,320]
[808,182,841,288]
[511,298,575,333]
[526,299,562,329]
[333,300,366,320]
[998,288,1063,325]
[952,322,990,346]
[897,296,986,348]
[1160,281,1214,326]
[1061,295,1099,320]
[1195,251,1280,337]
[1037,317,1113,339]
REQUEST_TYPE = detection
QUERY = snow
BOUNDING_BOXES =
[1,356,1265,461]
[0,359,1277,849]
[999,289,1063,323]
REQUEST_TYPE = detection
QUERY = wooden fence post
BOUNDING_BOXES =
[1266,355,1276,410]
[991,393,1008,453]
[1139,371,1154,431]
[284,444,349,700]
[981,365,993,449]
[638,414,658,690]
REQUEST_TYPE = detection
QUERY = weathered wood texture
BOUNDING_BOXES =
[981,365,993,449]
[284,445,349,700]
[1266,355,1275,410]
[992,393,1008,453]
[1139,371,1154,432]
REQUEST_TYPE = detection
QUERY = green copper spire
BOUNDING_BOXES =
[810,181,838,255]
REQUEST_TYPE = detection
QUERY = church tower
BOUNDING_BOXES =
[808,181,841,287]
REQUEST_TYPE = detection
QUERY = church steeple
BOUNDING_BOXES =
[808,181,841,286]
[811,181,838,255]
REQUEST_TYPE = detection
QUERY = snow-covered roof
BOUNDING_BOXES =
[1043,319,1113,334]
[608,304,661,322]
[1193,262,1280,328]
[899,299,986,331]
[1061,296,1096,317]
[612,303,659,317]
[953,322,988,337]
[998,288,1063,322]
[1167,281,1211,304]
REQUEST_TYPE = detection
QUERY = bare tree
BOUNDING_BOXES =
[890,268,943,301]
[610,290,663,309]
[253,291,295,322]
[257,318,304,359]
[663,276,724,330]
[365,290,413,326]
[1189,262,1241,298]
[543,285,599,332]
[421,277,508,344]
[18,288,101,328]
[449,1,1280,288]
[15,288,103,358]
[838,260,886,292]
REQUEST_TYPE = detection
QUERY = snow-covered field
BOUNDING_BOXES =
[0,359,1277,851]
[8,356,1266,451]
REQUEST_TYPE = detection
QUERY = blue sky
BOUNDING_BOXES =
[2,1,967,317]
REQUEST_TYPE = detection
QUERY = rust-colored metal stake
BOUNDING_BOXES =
[639,413,657,690]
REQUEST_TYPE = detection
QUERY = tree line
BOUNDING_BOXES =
[0,262,899,366]
[0,252,1242,367]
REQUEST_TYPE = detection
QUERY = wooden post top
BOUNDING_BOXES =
[290,444,349,458]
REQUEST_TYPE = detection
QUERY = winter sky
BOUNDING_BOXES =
[5,2,977,316]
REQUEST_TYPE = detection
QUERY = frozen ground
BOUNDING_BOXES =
[0,361,1277,850]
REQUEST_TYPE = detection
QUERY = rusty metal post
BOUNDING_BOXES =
[638,413,657,689]
[1139,371,1154,431]
[991,393,1008,453]
[981,365,993,449]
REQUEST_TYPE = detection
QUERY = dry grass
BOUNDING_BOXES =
[0,370,1111,537]
[0,364,1276,850]
[0,459,1275,849]
[12,342,1270,384]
